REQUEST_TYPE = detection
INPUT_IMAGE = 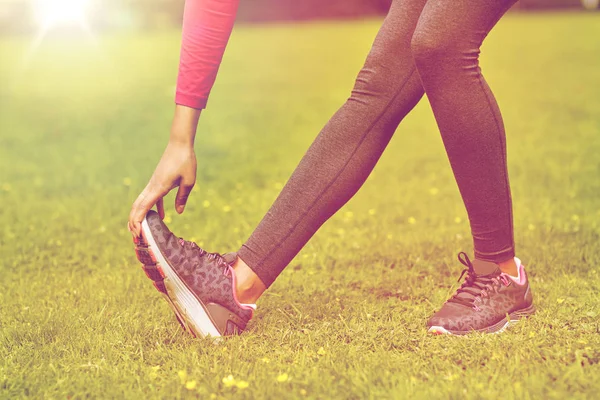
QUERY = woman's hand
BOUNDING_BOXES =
[128,105,202,237]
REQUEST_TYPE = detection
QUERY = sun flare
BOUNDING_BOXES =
[33,0,90,29]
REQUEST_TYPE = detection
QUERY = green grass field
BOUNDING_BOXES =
[1,12,600,399]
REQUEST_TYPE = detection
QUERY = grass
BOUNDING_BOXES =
[1,11,600,399]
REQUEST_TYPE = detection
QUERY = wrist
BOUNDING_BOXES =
[170,105,202,146]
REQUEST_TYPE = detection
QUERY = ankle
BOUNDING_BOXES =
[498,257,519,277]
[231,256,266,304]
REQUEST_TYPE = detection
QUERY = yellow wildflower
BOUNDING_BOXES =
[178,370,187,384]
[236,381,249,389]
[185,381,197,390]
[222,375,236,387]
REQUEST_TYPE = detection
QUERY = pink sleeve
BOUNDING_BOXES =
[175,0,239,110]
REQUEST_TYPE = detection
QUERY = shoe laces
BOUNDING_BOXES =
[447,252,509,308]
[177,238,231,274]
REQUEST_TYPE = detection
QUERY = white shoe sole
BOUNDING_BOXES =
[141,216,221,338]
[428,304,536,335]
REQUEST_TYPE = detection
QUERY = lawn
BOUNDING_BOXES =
[1,11,599,399]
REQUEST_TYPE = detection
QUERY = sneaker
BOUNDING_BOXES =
[427,252,535,335]
[133,210,255,337]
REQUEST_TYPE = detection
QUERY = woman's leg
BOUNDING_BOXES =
[411,0,518,269]
[236,0,428,292]
[409,1,535,335]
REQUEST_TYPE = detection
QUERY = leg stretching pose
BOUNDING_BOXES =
[130,0,534,337]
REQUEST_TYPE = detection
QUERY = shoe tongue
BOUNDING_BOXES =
[454,259,501,302]
[472,259,501,276]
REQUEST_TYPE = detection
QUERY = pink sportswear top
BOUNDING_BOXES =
[175,0,239,109]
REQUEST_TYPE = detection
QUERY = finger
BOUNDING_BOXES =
[157,197,165,220]
[175,180,195,214]
[129,186,165,236]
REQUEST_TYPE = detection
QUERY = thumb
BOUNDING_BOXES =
[175,180,195,214]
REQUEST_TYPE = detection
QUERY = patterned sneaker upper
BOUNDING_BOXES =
[428,252,533,333]
[146,211,254,335]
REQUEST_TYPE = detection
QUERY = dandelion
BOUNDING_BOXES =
[408,217,416,225]
[300,389,307,395]
[123,177,132,187]
[164,215,172,224]
[557,298,565,304]
[185,381,197,390]
[222,375,236,387]
[274,182,283,190]
[528,331,536,338]
[445,373,459,381]
[99,226,106,233]
[261,357,270,364]
[337,228,345,236]
[344,211,354,220]
[236,380,249,389]
[203,200,211,208]
[368,209,376,216]
[276,373,289,383]
[386,233,393,240]
[178,370,188,384]
[317,347,327,356]
[454,217,462,224]
[56,240,62,246]
[429,187,439,195]
[223,205,232,213]
[528,224,535,231]
[571,214,580,222]
[149,365,160,380]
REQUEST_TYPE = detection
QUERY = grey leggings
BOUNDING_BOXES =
[238,0,518,287]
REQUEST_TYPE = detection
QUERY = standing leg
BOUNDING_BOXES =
[411,0,518,267]
[411,0,535,335]
[236,0,428,296]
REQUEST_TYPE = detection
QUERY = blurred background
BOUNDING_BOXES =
[0,0,599,35]
[1,1,600,398]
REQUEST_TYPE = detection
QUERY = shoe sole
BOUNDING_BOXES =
[134,217,221,338]
[428,304,536,335]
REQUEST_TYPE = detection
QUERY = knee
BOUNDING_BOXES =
[410,30,464,67]
[411,30,444,65]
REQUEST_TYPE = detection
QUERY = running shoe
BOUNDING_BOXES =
[427,252,535,335]
[133,210,255,337]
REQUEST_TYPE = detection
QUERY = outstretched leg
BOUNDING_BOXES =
[237,0,428,294]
